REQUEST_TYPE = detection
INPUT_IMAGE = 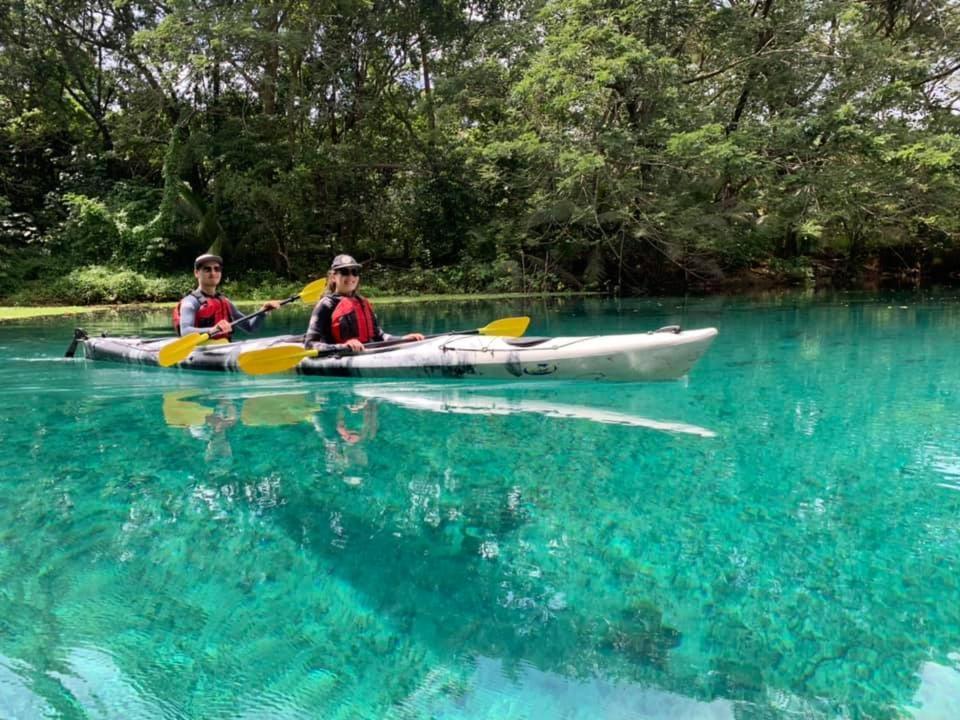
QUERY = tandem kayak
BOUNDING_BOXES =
[70,325,718,382]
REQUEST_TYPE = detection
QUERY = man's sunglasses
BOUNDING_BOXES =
[336,268,361,277]
[200,265,222,273]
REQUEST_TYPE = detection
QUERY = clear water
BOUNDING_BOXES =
[0,293,959,719]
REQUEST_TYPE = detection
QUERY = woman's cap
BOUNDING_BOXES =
[330,254,361,270]
[194,253,223,269]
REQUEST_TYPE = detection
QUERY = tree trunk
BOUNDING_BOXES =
[725,0,776,134]
[260,5,281,116]
[419,30,435,132]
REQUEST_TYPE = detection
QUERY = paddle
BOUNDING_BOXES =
[157,277,327,367]
[237,315,531,376]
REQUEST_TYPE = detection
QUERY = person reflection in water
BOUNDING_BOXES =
[196,400,238,463]
[163,390,238,465]
[312,398,379,484]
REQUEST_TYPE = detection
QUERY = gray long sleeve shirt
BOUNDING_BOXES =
[178,292,267,337]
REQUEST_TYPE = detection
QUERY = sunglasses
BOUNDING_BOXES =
[199,266,222,273]
[336,268,361,277]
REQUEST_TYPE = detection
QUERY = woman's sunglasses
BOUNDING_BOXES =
[200,265,222,273]
[336,268,361,277]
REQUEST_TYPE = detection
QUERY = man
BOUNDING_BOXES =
[174,253,280,339]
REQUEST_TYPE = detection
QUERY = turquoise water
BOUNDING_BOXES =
[1,294,959,719]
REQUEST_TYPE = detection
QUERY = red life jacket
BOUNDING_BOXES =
[173,290,233,338]
[330,295,377,343]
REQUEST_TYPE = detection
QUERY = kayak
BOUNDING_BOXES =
[71,326,718,382]
[73,326,718,381]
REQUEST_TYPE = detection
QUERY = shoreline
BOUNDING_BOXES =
[0,291,600,323]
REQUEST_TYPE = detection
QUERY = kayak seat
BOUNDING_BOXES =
[651,325,681,334]
[503,337,551,347]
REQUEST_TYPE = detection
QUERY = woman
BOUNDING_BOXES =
[305,254,424,352]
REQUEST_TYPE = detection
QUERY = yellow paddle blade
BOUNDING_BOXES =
[158,332,211,367]
[298,277,327,304]
[479,316,530,337]
[162,390,214,427]
[237,344,319,376]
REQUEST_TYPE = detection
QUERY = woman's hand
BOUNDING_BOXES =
[402,333,425,342]
[341,338,365,352]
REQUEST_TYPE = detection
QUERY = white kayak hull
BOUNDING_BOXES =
[76,327,718,382]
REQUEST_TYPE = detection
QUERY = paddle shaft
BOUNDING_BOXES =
[310,328,484,358]
[207,293,300,339]
[307,316,529,359]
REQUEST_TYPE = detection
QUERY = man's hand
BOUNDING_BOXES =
[260,300,281,312]
[341,338,365,352]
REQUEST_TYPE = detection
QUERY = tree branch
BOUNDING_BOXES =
[911,61,960,87]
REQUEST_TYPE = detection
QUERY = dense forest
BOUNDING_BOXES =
[1,0,959,302]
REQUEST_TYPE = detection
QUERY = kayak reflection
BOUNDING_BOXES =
[354,386,717,438]
[162,386,715,440]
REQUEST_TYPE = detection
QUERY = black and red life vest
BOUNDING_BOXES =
[330,295,377,343]
[173,289,233,338]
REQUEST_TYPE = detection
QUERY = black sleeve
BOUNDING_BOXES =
[305,297,340,351]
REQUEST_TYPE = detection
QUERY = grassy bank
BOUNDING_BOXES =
[0,306,114,321]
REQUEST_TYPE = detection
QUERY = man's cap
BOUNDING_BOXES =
[194,253,223,269]
[330,254,361,271]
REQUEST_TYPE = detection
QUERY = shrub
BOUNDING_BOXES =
[49,194,122,266]
[38,266,186,304]
[225,271,305,301]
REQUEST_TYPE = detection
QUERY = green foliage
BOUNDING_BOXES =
[224,272,309,302]
[46,194,122,267]
[10,266,188,305]
[1,0,960,296]
[363,256,548,295]
[106,182,169,268]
